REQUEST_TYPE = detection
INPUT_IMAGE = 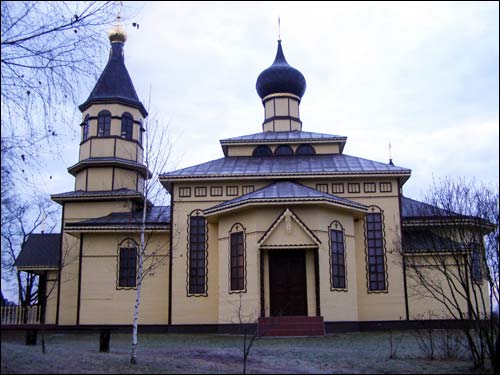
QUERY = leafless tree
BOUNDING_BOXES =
[1,1,124,190]
[401,177,498,372]
[129,104,175,365]
[1,195,59,308]
[225,295,267,375]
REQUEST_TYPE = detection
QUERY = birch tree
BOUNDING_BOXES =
[130,106,174,365]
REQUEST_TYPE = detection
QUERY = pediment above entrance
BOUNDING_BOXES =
[259,208,320,249]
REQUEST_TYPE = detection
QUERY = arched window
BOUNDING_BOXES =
[97,110,111,137]
[82,115,90,142]
[252,145,273,157]
[365,206,387,292]
[117,238,138,288]
[329,221,347,290]
[229,223,246,293]
[274,145,294,156]
[296,144,316,156]
[121,112,133,140]
[188,210,207,295]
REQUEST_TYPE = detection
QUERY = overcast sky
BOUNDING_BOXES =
[42,1,499,202]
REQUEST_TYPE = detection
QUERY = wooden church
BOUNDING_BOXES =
[14,20,490,335]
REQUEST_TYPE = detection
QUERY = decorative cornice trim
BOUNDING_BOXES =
[258,208,321,246]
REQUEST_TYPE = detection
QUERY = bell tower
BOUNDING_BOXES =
[70,16,149,194]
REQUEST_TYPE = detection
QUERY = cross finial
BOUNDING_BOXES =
[278,16,281,41]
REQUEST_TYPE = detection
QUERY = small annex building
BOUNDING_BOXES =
[15,22,490,334]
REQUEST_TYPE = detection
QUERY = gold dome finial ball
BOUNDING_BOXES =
[108,15,127,43]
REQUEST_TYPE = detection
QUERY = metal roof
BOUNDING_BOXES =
[161,154,411,180]
[78,41,147,116]
[51,188,142,201]
[65,206,170,227]
[205,181,368,214]
[15,234,61,269]
[402,230,465,253]
[67,157,150,178]
[401,196,456,218]
[220,131,347,144]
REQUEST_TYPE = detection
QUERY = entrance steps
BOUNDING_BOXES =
[257,316,325,337]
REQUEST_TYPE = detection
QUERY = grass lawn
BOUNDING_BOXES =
[1,330,482,374]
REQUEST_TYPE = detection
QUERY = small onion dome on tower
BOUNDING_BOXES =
[256,40,306,100]
[108,15,127,43]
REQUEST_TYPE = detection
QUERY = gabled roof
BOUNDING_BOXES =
[15,233,61,270]
[78,42,147,117]
[161,154,411,183]
[65,206,170,231]
[204,181,368,215]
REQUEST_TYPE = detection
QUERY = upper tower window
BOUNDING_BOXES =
[296,144,316,156]
[252,145,273,157]
[275,145,294,156]
[97,110,111,137]
[121,112,133,140]
[82,115,90,142]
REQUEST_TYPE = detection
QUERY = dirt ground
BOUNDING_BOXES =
[0,330,484,374]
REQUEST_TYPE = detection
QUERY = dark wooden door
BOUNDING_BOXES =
[269,250,307,316]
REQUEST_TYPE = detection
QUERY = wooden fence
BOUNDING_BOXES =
[1,305,41,325]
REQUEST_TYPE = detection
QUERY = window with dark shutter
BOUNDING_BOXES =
[189,215,207,295]
[230,232,245,292]
[119,247,137,288]
[330,229,346,289]
[366,211,386,291]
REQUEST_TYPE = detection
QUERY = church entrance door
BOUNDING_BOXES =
[269,250,307,316]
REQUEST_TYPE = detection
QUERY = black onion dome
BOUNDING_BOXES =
[256,40,306,99]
